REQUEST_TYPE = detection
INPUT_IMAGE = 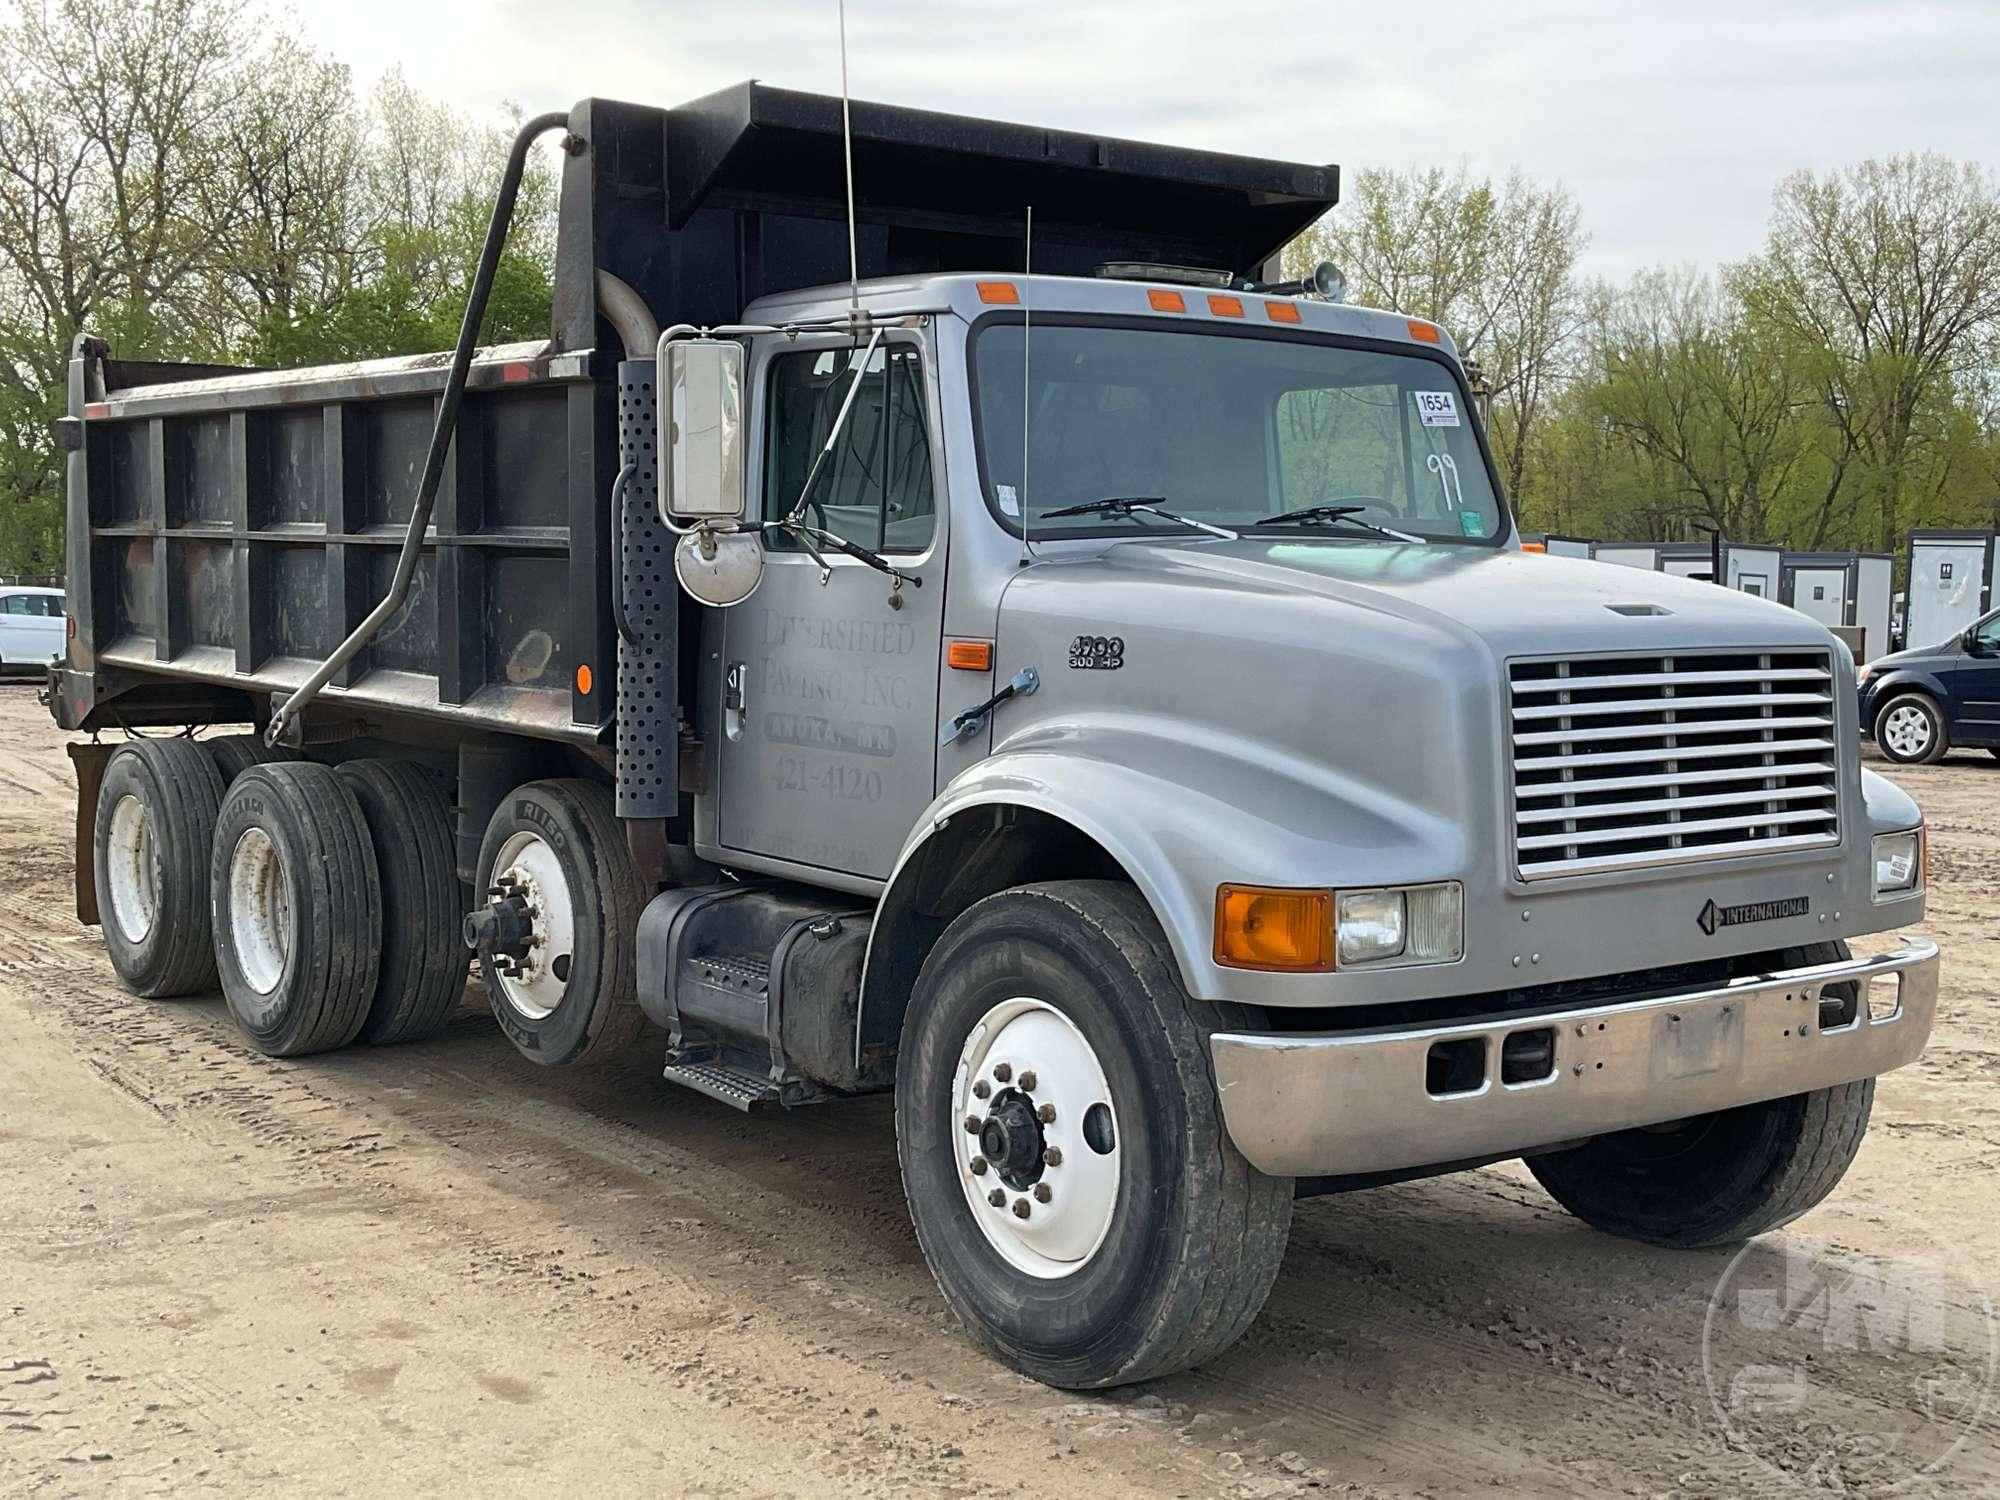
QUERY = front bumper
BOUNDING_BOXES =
[1209,936,1939,1177]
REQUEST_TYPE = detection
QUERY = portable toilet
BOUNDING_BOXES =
[1657,542,1719,581]
[1905,529,1998,648]
[1779,552,1894,660]
[1724,543,1783,600]
[1593,542,1661,571]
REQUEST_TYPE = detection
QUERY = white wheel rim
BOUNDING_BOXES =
[488,830,575,1021]
[1884,704,1932,758]
[105,794,158,945]
[952,997,1121,1280]
[227,826,291,995]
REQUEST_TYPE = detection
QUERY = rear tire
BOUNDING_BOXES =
[210,762,382,1056]
[1526,943,1873,1248]
[1875,691,1947,764]
[93,738,226,997]
[896,880,1293,1388]
[205,732,299,784]
[472,779,648,1066]
[336,759,468,1045]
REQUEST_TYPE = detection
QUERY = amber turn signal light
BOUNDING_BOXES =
[946,639,993,672]
[1214,885,1334,972]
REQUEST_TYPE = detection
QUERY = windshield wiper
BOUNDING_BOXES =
[1251,505,1422,544]
[1037,495,1239,541]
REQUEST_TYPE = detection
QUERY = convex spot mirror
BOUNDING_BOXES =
[660,336,745,524]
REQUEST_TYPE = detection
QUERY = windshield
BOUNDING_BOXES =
[973,322,1506,545]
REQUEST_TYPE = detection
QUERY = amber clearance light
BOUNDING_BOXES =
[1214,885,1333,972]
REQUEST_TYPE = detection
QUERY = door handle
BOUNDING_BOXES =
[724,660,747,739]
[940,667,1038,746]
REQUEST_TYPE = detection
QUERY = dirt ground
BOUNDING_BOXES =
[2,682,1996,1499]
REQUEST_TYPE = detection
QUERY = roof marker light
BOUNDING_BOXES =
[1407,320,1442,343]
[1148,288,1186,313]
[1265,302,1302,325]
[977,281,1020,305]
[1207,294,1244,318]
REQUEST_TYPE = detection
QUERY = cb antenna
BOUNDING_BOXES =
[838,0,859,316]
[1019,205,1034,566]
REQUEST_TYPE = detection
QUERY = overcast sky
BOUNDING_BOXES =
[294,0,2000,281]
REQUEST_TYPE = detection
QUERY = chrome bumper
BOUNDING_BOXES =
[1209,937,1940,1178]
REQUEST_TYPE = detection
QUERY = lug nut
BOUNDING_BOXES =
[1033,1183,1051,1203]
[1018,1070,1037,1091]
[993,1062,1013,1083]
[1037,1103,1056,1124]
[964,1115,981,1135]
[988,1188,1006,1207]
[1012,1198,1031,1219]
[972,1080,990,1100]
[1043,1146,1063,1167]
[969,1156,988,1176]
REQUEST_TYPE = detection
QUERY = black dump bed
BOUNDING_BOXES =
[53,83,1337,745]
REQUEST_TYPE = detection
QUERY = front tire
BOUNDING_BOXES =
[1875,691,1947,764]
[1527,942,1874,1249]
[896,880,1292,1388]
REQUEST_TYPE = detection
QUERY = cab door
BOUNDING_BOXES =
[1951,610,2000,743]
[713,332,945,882]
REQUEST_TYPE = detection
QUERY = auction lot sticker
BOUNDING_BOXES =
[1702,1201,1995,1493]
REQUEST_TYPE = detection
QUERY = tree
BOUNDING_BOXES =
[1734,155,2000,553]
[1286,164,1587,496]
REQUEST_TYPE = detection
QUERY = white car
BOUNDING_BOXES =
[0,586,64,674]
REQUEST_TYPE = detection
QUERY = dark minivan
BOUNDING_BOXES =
[1858,607,2000,763]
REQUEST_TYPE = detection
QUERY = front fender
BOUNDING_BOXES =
[1861,669,1951,732]
[875,713,1466,1007]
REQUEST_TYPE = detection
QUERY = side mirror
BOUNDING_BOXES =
[659,337,745,523]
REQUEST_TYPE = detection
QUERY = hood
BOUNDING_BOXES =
[1014,537,1838,661]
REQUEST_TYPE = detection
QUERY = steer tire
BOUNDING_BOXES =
[1526,945,1873,1248]
[204,732,299,785]
[896,880,1294,1389]
[1874,691,1948,765]
[337,759,468,1045]
[93,737,227,997]
[210,762,382,1057]
[473,779,648,1066]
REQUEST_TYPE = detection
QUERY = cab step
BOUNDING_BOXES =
[659,1056,785,1111]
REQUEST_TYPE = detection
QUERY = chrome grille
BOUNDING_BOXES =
[1510,651,1840,879]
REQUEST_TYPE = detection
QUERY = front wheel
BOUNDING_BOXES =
[896,881,1292,1388]
[1875,691,1947,764]
[1527,1078,1874,1248]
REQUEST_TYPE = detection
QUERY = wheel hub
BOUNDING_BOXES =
[953,997,1121,1280]
[979,1092,1046,1190]
[477,831,576,1021]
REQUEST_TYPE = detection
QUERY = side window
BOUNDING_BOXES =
[0,595,23,616]
[1274,384,1410,514]
[764,343,935,553]
[1973,615,2000,651]
[30,595,61,617]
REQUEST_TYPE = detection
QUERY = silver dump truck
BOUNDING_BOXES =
[47,84,1938,1388]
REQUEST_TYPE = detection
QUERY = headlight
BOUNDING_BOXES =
[1872,829,1924,899]
[1335,882,1463,968]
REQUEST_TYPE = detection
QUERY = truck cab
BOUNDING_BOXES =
[49,83,1938,1391]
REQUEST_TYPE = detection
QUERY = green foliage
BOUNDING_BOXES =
[0,3,559,575]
